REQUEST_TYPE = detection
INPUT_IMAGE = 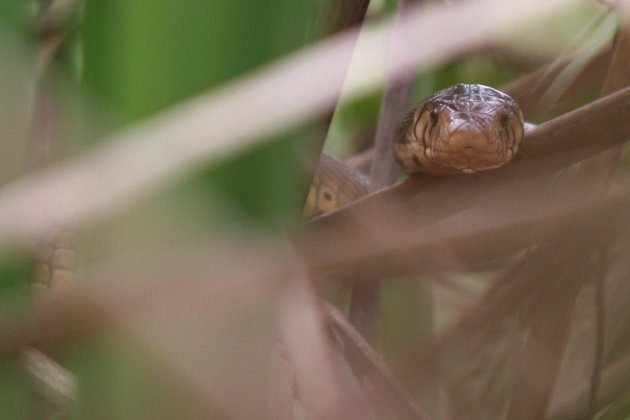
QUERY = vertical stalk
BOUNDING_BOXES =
[349,0,423,339]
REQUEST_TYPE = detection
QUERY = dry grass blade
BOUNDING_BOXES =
[550,338,630,419]
[302,172,630,278]
[344,38,613,173]
[503,44,612,118]
[0,245,313,417]
[413,247,556,373]
[324,302,431,420]
[601,245,630,364]
[303,0,370,189]
[0,0,579,244]
[367,0,420,191]
[272,274,347,418]
[590,248,609,413]
[570,7,630,412]
[506,240,594,419]
[576,4,630,184]
[349,0,422,340]
[324,0,371,33]
[22,347,77,408]
[0,243,298,352]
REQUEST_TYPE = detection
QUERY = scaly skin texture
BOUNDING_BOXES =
[393,84,524,175]
[303,153,368,219]
[32,229,76,295]
[305,84,524,217]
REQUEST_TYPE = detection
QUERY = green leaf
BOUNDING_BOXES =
[82,0,321,229]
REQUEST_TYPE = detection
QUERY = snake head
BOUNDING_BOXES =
[394,84,524,175]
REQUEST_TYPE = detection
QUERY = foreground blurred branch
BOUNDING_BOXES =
[349,0,420,340]
[550,352,630,419]
[3,169,630,355]
[575,6,630,413]
[503,44,612,119]
[324,302,431,419]
[304,0,371,199]
[506,238,594,419]
[0,0,579,244]
[22,348,77,409]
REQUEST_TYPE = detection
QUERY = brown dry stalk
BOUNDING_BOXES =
[575,6,630,413]
[549,340,630,419]
[506,239,595,419]
[0,178,627,417]
[25,0,81,413]
[22,348,77,408]
[503,38,630,409]
[412,247,555,373]
[502,45,612,119]
[0,246,298,354]
[324,0,372,34]
[349,0,421,340]
[599,240,630,370]
[590,248,609,414]
[303,169,629,280]
[305,0,371,199]
[367,0,421,191]
[324,301,432,419]
[273,274,348,418]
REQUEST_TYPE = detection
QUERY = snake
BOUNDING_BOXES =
[303,84,525,219]
[32,228,76,295]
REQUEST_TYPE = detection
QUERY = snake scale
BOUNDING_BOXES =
[303,84,525,218]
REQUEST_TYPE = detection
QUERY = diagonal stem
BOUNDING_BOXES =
[348,0,422,339]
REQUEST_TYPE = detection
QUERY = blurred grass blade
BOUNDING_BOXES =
[0,0,580,243]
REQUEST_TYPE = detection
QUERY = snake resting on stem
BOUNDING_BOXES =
[303,84,526,219]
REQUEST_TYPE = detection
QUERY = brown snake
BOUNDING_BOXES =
[304,84,525,218]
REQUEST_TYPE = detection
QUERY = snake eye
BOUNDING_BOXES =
[499,112,510,129]
[429,108,439,126]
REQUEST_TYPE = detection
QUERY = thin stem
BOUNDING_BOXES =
[348,0,422,339]
[307,0,371,177]
[589,247,608,416]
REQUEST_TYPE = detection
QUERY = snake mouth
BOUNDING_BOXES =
[393,84,524,175]
[431,126,505,173]
[450,143,518,174]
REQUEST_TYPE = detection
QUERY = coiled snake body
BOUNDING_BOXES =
[304,84,525,218]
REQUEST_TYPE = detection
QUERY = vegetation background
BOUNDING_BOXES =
[0,0,628,419]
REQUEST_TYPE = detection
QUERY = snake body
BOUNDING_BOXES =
[305,84,524,217]
[303,153,368,219]
[32,229,76,295]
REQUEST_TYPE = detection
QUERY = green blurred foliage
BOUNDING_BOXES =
[75,1,324,415]
[65,335,224,420]
[0,1,623,418]
[82,1,321,121]
[82,0,321,229]
[0,247,31,313]
[378,279,433,373]
[0,249,35,418]
[596,390,630,420]
[0,356,31,419]
[328,52,524,157]
[0,1,27,33]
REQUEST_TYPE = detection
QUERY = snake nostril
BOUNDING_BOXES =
[462,146,475,156]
